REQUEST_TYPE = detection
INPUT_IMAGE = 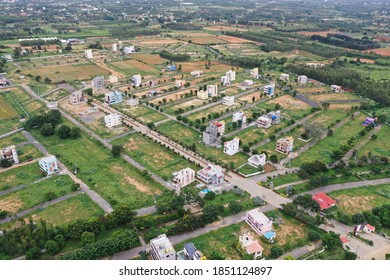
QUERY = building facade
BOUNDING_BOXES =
[85,49,93,59]
[232,111,247,125]
[224,137,240,156]
[104,113,122,128]
[39,156,59,176]
[190,70,203,77]
[202,123,219,145]
[196,164,225,185]
[207,84,218,97]
[250,67,259,78]
[132,74,142,87]
[104,91,123,105]
[248,154,266,168]
[264,85,275,96]
[171,167,196,189]
[275,136,294,155]
[297,75,308,84]
[123,45,135,54]
[69,91,86,105]
[92,76,105,89]
[150,234,176,260]
[222,96,234,106]
[0,145,19,164]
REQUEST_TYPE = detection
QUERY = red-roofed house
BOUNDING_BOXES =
[312,192,336,210]
[363,224,375,233]
[340,236,350,249]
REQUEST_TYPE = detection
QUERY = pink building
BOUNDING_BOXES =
[172,168,196,189]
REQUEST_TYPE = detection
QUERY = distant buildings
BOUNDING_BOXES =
[108,75,118,84]
[330,85,341,92]
[221,70,236,86]
[0,145,19,164]
[104,91,123,105]
[175,79,186,88]
[247,154,266,168]
[171,167,196,189]
[306,62,325,68]
[132,74,142,87]
[0,76,7,87]
[127,98,139,106]
[239,232,263,259]
[203,123,219,145]
[257,111,281,128]
[84,49,93,59]
[207,84,218,97]
[246,209,276,241]
[92,76,105,89]
[297,75,308,84]
[263,85,275,96]
[250,67,259,78]
[197,164,225,185]
[280,73,289,82]
[69,91,86,105]
[39,156,59,176]
[232,111,247,125]
[197,90,208,100]
[275,136,294,155]
[224,137,240,156]
[104,113,122,128]
[190,70,203,77]
[177,243,206,260]
[222,96,234,106]
[150,234,176,260]
[123,45,135,54]
[166,65,177,71]
[112,43,117,52]
[47,102,58,110]
[312,192,336,210]
[241,79,254,87]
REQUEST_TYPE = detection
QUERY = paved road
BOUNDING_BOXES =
[278,241,322,259]
[136,205,157,217]
[0,128,24,140]
[296,94,319,107]
[22,131,49,155]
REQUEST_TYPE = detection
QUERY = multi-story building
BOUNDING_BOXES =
[175,80,186,88]
[132,74,142,87]
[246,209,275,241]
[197,164,225,185]
[177,243,206,260]
[112,43,117,52]
[104,91,123,105]
[275,136,294,155]
[202,123,219,145]
[85,49,93,59]
[0,145,19,164]
[248,154,266,168]
[330,85,341,92]
[104,113,122,128]
[171,167,195,189]
[232,111,247,125]
[250,67,259,78]
[257,116,272,128]
[190,70,203,77]
[297,75,308,84]
[280,73,290,82]
[108,75,118,84]
[197,90,208,100]
[39,156,59,176]
[222,96,234,106]
[221,75,231,86]
[150,234,176,260]
[213,121,225,136]
[221,70,236,86]
[264,85,275,96]
[224,137,240,156]
[207,84,218,97]
[239,233,263,259]
[123,45,135,54]
[92,76,105,89]
[69,91,86,105]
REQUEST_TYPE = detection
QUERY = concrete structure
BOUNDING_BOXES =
[207,84,218,97]
[112,43,117,52]
[241,79,254,87]
[104,91,123,105]
[221,75,231,86]
[92,76,105,89]
[0,145,19,164]
[47,102,58,110]
[171,167,196,189]
[150,234,176,260]
[257,116,272,129]
[264,85,275,96]
[127,98,139,106]
[362,117,377,127]
[0,76,7,87]
[222,96,234,106]
[190,70,203,77]
[280,74,289,82]
[232,111,247,125]
[250,67,259,78]
[203,123,219,145]
[104,113,122,128]
[224,137,240,156]
[177,243,206,260]
[197,90,208,100]
[166,65,177,71]
[312,192,336,210]
[132,74,142,87]
[330,85,342,92]
[175,79,186,88]
[213,121,225,136]
[239,232,263,259]
[84,49,93,59]
[246,209,275,240]
[197,164,225,185]
[123,45,135,54]
[39,156,59,176]
[363,224,376,234]
[306,63,325,68]
[248,154,266,168]
[108,75,118,84]
[226,70,236,81]
[69,91,86,105]
[297,75,308,84]
[275,136,294,155]
[118,41,123,49]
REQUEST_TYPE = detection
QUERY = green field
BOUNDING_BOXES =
[358,124,390,157]
[0,132,26,147]
[0,175,74,214]
[16,144,44,163]
[0,163,44,191]
[116,105,166,124]
[157,121,201,146]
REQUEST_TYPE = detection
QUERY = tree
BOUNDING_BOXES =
[58,125,71,139]
[269,245,283,259]
[352,213,365,224]
[44,77,52,84]
[40,122,55,136]
[69,127,81,139]
[269,155,278,163]
[228,201,243,214]
[0,159,13,168]
[147,122,155,129]
[322,102,330,110]
[45,191,57,201]
[204,191,216,200]
[35,75,41,82]
[202,204,223,224]
[242,145,250,153]
[45,240,60,255]
[344,251,357,260]
[307,231,321,242]
[321,231,341,250]
[25,247,41,260]
[111,145,123,157]
[209,251,225,260]
[156,191,185,214]
[80,232,95,246]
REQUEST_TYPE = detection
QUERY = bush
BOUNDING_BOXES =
[25,247,41,260]
[269,245,284,259]
[307,230,321,242]
[80,232,95,246]
[204,191,216,200]
[45,240,60,255]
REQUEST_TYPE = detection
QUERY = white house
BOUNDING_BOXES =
[297,75,308,84]
[197,164,225,185]
[171,167,195,189]
[105,91,123,105]
[150,234,176,260]
[239,232,263,259]
[363,224,376,234]
[257,116,272,128]
[226,70,236,81]
[250,68,259,78]
[175,80,186,88]
[112,43,117,52]
[280,74,289,82]
[85,49,93,59]
[232,111,247,125]
[248,154,266,168]
[92,76,105,89]
[123,45,135,54]
[306,62,325,68]
[221,75,231,86]
[108,75,118,84]
[207,84,218,97]
[197,90,208,100]
[69,91,86,105]
[104,113,122,128]
[39,156,59,176]
[190,70,203,77]
[0,145,19,164]
[222,96,234,106]
[263,85,275,96]
[246,209,276,241]
[224,137,240,156]
[132,74,142,87]
[276,136,294,155]
[330,85,341,92]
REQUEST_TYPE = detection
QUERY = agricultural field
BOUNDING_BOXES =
[108,59,159,76]
[295,86,332,94]
[0,94,19,120]
[358,125,390,157]
[258,95,312,119]
[157,121,201,147]
[187,102,242,122]
[179,61,234,74]
[117,104,167,123]
[0,162,44,191]
[178,33,228,45]
[131,54,168,65]
[163,98,208,115]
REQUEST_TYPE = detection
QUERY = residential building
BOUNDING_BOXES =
[221,75,231,86]
[363,224,376,234]
[297,75,308,84]
[248,154,266,168]
[239,232,263,259]
[362,117,377,127]
[132,74,142,87]
[246,209,276,241]
[330,85,341,92]
[250,67,259,78]
[340,236,350,249]
[69,90,86,105]
[127,98,139,106]
[207,84,218,97]
[47,102,58,110]
[112,43,117,52]
[306,63,325,68]
[92,76,105,89]
[104,113,122,128]
[150,234,176,260]
[177,243,206,260]
[85,49,93,59]
[221,70,236,86]
[197,90,208,100]
[222,96,234,106]
[213,121,225,136]
[312,192,336,210]
[171,167,195,189]
[202,123,219,145]
[232,111,247,125]
[280,73,289,82]
[166,65,177,71]
[108,75,118,84]
[257,116,272,128]
[104,91,123,105]
[275,136,294,155]
[39,156,59,176]
[123,45,135,54]
[175,80,185,88]
[0,145,19,164]
[0,76,7,87]
[197,164,225,185]
[264,85,275,96]
[224,137,240,156]
[241,79,254,87]
[118,41,123,49]
[190,70,203,77]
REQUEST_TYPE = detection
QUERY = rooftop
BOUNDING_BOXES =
[312,192,336,210]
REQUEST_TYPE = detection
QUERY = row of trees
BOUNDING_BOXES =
[109,28,160,39]
[158,50,191,62]
[310,34,381,51]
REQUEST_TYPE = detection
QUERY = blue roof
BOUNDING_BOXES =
[264,231,276,240]
[184,243,197,259]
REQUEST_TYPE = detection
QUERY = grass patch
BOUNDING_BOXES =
[157,121,201,146]
[0,163,44,191]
